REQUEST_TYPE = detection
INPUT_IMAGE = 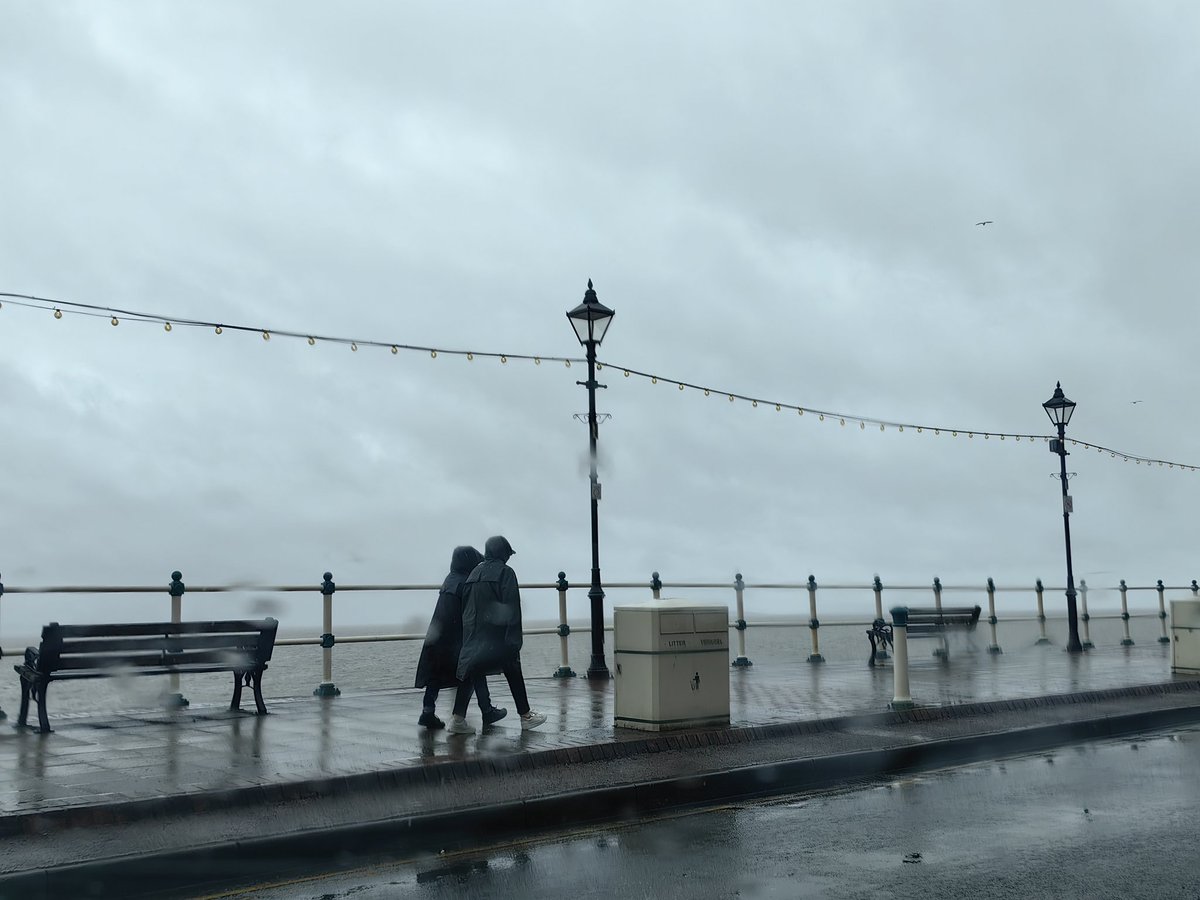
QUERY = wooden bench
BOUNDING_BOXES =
[867,606,981,666]
[13,618,279,733]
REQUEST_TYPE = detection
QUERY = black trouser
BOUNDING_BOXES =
[455,657,530,717]
[427,676,492,720]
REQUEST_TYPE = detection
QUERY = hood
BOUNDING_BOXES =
[450,545,484,575]
[483,535,516,563]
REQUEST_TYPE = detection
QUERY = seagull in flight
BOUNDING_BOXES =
[976,220,994,226]
[1131,400,1143,404]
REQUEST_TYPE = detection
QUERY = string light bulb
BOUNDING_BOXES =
[351,342,358,352]
[111,316,119,326]
[262,330,270,341]
[215,326,223,334]
[308,336,316,345]
[391,346,398,354]
[164,322,172,332]
[54,308,62,319]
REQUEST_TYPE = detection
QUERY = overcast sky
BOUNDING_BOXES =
[2,2,1198,638]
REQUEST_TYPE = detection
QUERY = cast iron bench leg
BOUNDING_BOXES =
[867,631,878,667]
[17,676,30,727]
[37,681,51,733]
[231,670,245,711]
[251,669,267,715]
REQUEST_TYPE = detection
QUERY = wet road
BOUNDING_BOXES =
[204,726,1200,900]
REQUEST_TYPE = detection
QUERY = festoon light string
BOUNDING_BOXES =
[2,291,1195,472]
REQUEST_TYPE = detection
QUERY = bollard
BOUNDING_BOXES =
[1158,579,1171,643]
[1035,578,1051,645]
[651,571,662,601]
[986,577,1002,654]
[1078,579,1094,649]
[166,572,189,707]
[806,575,824,663]
[872,575,888,661]
[553,572,576,677]
[931,577,947,658]
[889,606,914,710]
[0,573,5,720]
[314,572,340,697]
[1119,579,1134,646]
[732,573,752,667]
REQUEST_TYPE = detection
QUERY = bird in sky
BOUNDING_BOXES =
[975,220,993,226]
[1131,400,1143,404]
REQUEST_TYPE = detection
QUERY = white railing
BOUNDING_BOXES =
[0,571,1194,712]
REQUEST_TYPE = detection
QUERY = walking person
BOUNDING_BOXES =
[451,535,546,734]
[415,545,507,730]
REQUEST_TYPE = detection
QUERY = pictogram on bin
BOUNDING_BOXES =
[613,600,730,731]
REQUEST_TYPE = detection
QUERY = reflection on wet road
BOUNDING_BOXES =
[213,726,1200,899]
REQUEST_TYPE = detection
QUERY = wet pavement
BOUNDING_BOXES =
[2,637,1200,897]
[237,724,1200,900]
[0,639,1181,822]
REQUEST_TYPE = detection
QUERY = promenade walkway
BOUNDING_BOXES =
[1,638,1198,896]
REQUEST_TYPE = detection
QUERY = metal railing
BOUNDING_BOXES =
[0,570,1194,711]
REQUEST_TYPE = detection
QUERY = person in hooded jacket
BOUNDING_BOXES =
[449,535,546,734]
[414,545,508,730]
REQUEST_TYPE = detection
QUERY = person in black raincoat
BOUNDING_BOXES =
[414,545,507,729]
[449,535,546,733]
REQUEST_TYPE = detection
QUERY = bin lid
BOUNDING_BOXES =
[613,598,728,612]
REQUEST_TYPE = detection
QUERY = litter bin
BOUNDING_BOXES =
[613,599,730,731]
[1170,599,1200,674]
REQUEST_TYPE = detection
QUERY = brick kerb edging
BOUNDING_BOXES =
[4,678,1199,837]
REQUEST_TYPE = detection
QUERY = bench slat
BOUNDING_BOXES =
[58,635,265,655]
[46,664,251,681]
[50,620,278,638]
[53,650,258,671]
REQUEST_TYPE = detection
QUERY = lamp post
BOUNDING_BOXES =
[567,279,615,680]
[1043,381,1084,654]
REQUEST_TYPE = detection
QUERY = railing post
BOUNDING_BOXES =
[651,571,662,601]
[1035,578,1050,645]
[1079,579,1094,649]
[732,573,751,667]
[1119,579,1134,646]
[1158,579,1171,644]
[806,575,824,663]
[1192,579,1199,597]
[890,606,914,710]
[872,575,888,661]
[931,576,947,658]
[553,572,576,678]
[986,577,1002,654]
[0,573,6,721]
[166,571,189,708]
[314,571,340,697]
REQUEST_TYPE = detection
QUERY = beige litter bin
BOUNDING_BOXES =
[613,600,730,731]
[1170,599,1200,674]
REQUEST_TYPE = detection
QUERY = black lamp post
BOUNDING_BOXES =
[1043,381,1084,654]
[567,279,615,680]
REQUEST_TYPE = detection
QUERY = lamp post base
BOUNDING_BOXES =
[313,683,340,698]
[732,657,753,667]
[1035,637,1052,645]
[586,666,611,681]
[553,666,577,678]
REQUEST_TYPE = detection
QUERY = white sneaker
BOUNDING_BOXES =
[447,715,476,735]
[520,711,547,731]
